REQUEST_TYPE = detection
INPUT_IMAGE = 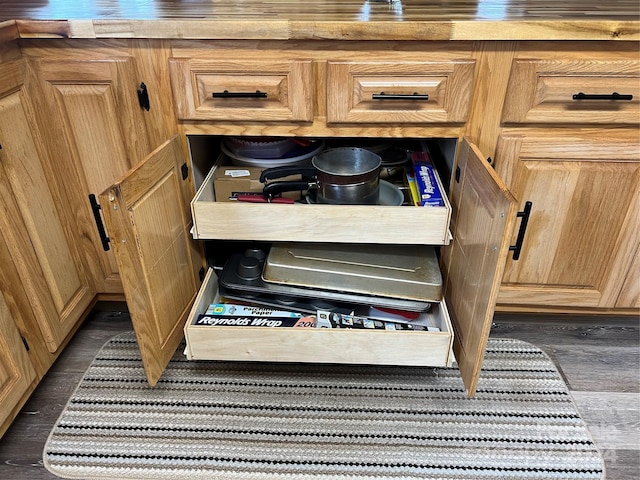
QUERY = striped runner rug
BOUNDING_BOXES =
[44,332,604,479]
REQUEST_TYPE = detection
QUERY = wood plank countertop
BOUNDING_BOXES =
[0,1,638,41]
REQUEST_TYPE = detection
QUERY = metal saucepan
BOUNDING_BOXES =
[260,147,382,205]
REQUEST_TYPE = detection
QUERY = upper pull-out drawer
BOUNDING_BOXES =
[327,60,476,124]
[191,155,452,245]
[502,57,640,124]
[169,58,314,122]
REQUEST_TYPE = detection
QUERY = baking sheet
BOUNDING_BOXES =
[263,243,442,302]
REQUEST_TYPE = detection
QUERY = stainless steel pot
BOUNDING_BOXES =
[261,147,382,205]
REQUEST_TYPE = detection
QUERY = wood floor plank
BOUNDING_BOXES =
[571,391,640,450]
[552,346,640,392]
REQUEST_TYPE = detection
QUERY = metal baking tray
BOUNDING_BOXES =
[262,243,442,302]
[218,252,432,313]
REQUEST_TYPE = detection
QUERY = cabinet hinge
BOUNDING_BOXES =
[21,335,30,352]
[199,266,205,283]
[487,157,495,169]
[137,82,150,111]
[88,194,111,251]
[181,163,189,180]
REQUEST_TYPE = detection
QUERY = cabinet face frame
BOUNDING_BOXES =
[100,134,516,396]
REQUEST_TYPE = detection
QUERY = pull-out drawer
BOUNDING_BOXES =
[190,155,452,245]
[184,268,454,367]
[327,60,476,124]
[502,55,640,124]
[169,58,314,122]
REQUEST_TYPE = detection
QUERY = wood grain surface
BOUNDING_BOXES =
[0,1,638,40]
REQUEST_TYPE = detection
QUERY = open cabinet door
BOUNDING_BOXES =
[441,138,518,397]
[99,136,204,386]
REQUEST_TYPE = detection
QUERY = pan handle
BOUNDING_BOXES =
[259,165,317,183]
[263,180,316,199]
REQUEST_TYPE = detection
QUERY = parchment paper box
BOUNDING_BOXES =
[213,166,301,202]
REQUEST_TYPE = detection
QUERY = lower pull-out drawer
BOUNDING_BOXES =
[184,268,454,367]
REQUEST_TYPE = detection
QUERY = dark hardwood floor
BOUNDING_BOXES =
[0,306,638,479]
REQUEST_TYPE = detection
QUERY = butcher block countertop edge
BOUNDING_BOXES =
[0,0,638,42]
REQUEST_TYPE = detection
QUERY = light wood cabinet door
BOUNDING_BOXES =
[0,292,37,434]
[27,54,154,295]
[441,139,517,396]
[100,136,204,386]
[495,128,640,309]
[0,59,95,352]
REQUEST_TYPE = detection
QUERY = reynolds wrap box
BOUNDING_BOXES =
[411,151,444,207]
[195,314,316,328]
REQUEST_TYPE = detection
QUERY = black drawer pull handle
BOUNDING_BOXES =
[572,92,633,101]
[509,201,532,261]
[372,92,429,101]
[212,90,267,99]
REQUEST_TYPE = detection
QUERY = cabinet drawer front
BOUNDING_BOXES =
[169,58,314,122]
[185,269,453,367]
[502,58,640,124]
[191,158,452,245]
[327,61,475,124]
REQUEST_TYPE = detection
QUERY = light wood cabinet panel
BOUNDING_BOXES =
[0,292,36,435]
[27,53,154,295]
[495,129,640,309]
[0,59,94,352]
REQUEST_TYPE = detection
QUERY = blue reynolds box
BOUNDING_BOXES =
[411,151,444,207]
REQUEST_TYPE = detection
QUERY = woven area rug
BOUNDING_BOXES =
[43,332,604,480]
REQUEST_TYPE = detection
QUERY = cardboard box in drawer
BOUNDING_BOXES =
[213,166,301,202]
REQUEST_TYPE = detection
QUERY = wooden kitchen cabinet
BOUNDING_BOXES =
[101,132,516,396]
[21,40,179,296]
[0,57,95,353]
[0,0,637,439]
[0,51,93,437]
[95,40,520,396]
[495,42,640,311]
